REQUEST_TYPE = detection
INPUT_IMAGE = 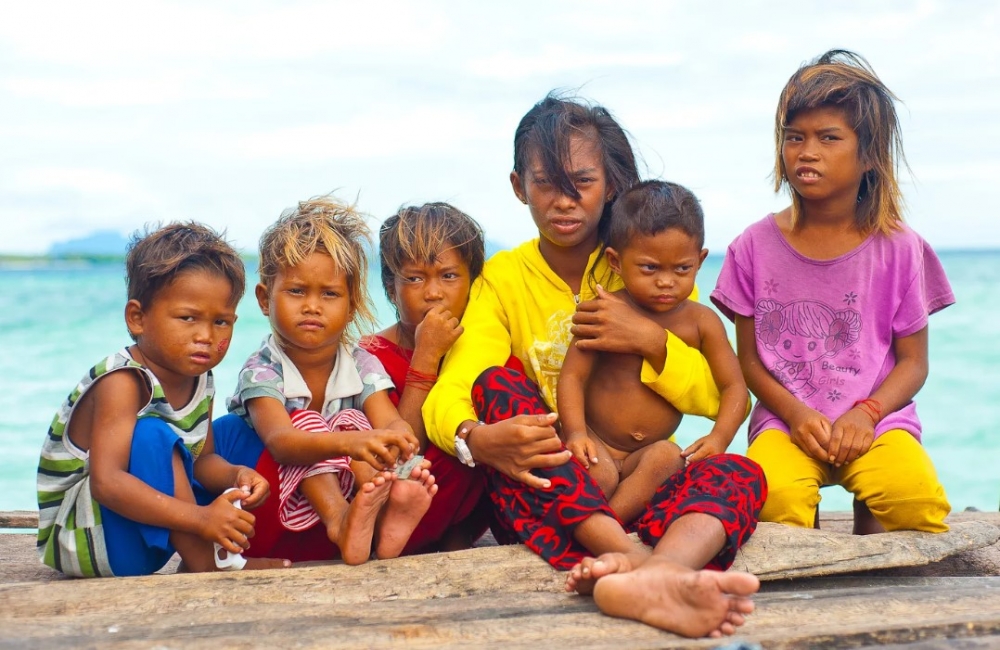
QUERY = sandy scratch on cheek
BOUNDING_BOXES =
[218,339,230,354]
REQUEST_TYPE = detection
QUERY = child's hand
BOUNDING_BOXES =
[341,429,418,470]
[565,435,598,469]
[681,434,727,465]
[787,405,833,462]
[232,468,269,511]
[828,409,875,467]
[202,489,255,554]
[414,305,463,363]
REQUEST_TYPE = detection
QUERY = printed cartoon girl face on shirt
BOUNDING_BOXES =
[755,298,862,397]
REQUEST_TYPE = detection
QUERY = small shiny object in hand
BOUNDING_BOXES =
[395,454,424,479]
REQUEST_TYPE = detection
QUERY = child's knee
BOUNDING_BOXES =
[641,440,685,477]
[758,474,820,527]
[864,476,950,532]
[850,430,951,533]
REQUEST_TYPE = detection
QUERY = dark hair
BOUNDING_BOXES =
[513,92,640,245]
[774,49,906,234]
[608,180,704,251]
[379,202,485,303]
[125,221,246,340]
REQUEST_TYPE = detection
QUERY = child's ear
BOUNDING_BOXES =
[605,247,622,274]
[124,299,144,339]
[698,248,709,268]
[509,171,528,205]
[255,283,269,316]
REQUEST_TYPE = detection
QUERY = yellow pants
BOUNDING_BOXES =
[748,428,950,532]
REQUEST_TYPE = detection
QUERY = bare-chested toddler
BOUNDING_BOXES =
[557,180,749,524]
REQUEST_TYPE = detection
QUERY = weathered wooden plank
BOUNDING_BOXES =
[2,577,1000,648]
[3,519,998,592]
[732,520,1000,579]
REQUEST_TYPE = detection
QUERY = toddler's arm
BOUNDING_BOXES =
[363,389,420,464]
[828,327,929,466]
[247,396,413,470]
[557,339,599,468]
[735,315,832,461]
[681,309,749,464]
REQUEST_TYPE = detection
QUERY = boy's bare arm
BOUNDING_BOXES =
[557,340,600,467]
[735,315,831,461]
[87,371,232,537]
[680,308,748,463]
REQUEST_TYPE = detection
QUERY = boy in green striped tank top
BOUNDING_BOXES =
[37,222,292,577]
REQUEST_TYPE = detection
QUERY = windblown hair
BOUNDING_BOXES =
[379,202,485,303]
[774,49,907,235]
[125,222,246,340]
[513,92,640,246]
[258,194,376,344]
[608,180,704,251]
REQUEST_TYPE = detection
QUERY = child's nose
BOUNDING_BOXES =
[553,191,577,209]
[424,279,444,300]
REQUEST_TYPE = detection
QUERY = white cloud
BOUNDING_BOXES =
[1,1,999,254]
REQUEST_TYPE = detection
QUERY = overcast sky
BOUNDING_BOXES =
[2,0,998,255]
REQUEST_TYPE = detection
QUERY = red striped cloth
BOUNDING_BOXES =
[277,409,367,532]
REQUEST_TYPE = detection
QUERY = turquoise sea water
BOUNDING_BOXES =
[1,252,997,516]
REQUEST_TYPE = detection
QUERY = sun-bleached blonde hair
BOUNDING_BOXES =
[258,194,376,344]
[774,49,908,235]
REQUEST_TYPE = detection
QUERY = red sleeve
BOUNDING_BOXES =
[359,335,413,408]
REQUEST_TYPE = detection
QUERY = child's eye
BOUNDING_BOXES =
[534,177,550,186]
[324,290,342,298]
[676,265,693,274]
[287,288,304,295]
[403,276,423,284]
[215,318,233,327]
[784,134,802,142]
[640,264,657,272]
[442,272,460,280]
[179,315,195,322]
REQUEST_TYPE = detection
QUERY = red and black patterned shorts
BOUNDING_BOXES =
[472,366,766,571]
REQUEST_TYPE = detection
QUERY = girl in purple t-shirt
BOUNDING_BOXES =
[712,49,953,535]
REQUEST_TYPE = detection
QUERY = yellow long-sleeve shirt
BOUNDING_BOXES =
[424,239,721,454]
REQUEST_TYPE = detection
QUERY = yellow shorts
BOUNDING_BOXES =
[747,428,950,532]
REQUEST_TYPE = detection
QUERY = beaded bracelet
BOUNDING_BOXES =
[851,398,882,426]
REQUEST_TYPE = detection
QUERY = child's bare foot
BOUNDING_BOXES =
[592,555,759,638]
[374,462,437,559]
[242,557,293,570]
[565,550,648,595]
[329,472,393,565]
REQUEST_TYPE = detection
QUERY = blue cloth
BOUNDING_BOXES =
[212,413,266,469]
[99,418,211,576]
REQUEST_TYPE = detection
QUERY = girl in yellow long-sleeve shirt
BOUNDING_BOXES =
[422,93,766,639]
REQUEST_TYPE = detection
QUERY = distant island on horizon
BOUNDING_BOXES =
[0,230,508,263]
[0,230,993,262]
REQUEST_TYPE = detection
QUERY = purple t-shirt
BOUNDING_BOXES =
[711,214,954,444]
